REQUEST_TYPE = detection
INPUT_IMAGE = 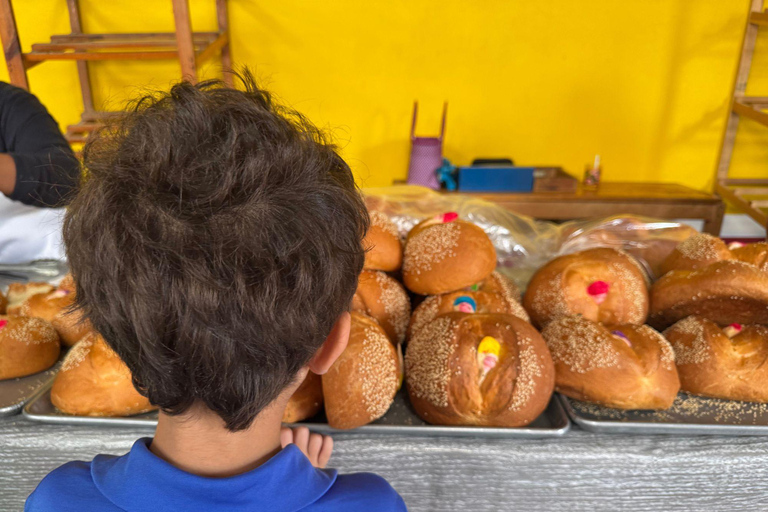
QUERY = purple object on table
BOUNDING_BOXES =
[407,101,447,190]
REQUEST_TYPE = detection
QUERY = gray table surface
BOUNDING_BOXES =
[2,415,768,512]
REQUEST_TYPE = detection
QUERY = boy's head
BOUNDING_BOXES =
[64,73,369,431]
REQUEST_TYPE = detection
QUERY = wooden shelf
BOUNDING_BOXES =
[716,183,768,227]
[733,101,768,127]
[24,31,227,62]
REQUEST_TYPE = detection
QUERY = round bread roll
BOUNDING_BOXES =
[51,332,156,417]
[523,248,649,328]
[363,211,403,272]
[19,290,91,347]
[731,242,768,272]
[402,214,496,295]
[283,371,323,424]
[322,312,398,429]
[664,316,768,402]
[0,316,60,380]
[6,282,54,315]
[542,316,679,409]
[649,260,768,329]
[405,312,555,427]
[351,270,411,344]
[659,233,732,275]
[465,270,521,304]
[408,290,529,339]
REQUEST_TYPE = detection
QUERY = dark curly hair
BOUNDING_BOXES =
[63,72,368,431]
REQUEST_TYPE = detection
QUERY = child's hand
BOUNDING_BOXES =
[280,426,333,468]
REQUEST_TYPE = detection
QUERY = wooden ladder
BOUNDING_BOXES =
[715,0,768,227]
[0,0,232,146]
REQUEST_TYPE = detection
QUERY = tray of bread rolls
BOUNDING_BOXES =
[0,269,73,417]
[13,186,768,437]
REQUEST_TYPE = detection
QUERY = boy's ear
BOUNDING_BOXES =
[308,312,350,375]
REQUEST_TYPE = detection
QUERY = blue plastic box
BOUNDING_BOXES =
[457,165,535,192]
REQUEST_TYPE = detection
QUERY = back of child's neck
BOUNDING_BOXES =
[150,402,284,478]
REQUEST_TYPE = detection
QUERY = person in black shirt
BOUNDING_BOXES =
[0,82,80,207]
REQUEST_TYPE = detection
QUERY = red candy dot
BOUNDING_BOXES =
[729,323,743,332]
[0,319,8,329]
[587,281,610,296]
[442,212,459,223]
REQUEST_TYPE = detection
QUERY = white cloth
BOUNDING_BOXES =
[0,193,65,263]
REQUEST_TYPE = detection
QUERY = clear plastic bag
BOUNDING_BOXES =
[362,186,697,287]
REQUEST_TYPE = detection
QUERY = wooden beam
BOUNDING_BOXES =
[733,101,768,127]
[0,0,29,89]
[726,178,768,186]
[734,187,768,196]
[32,40,207,51]
[715,184,768,226]
[216,0,233,86]
[50,32,218,42]
[67,0,95,115]
[24,50,182,61]
[750,11,768,25]
[195,32,227,64]
[171,0,197,82]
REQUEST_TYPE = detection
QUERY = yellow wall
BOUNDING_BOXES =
[3,0,767,190]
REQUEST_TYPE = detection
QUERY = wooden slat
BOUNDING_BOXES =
[195,32,227,63]
[749,200,768,208]
[733,187,768,196]
[66,121,102,134]
[23,49,182,61]
[737,95,768,107]
[733,101,768,127]
[49,31,218,42]
[67,0,95,115]
[726,178,768,186]
[715,184,768,226]
[0,0,29,89]
[32,40,207,51]
[216,0,233,86]
[172,0,197,82]
[750,11,768,25]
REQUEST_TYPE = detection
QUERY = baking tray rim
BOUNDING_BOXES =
[559,394,768,436]
[23,382,571,438]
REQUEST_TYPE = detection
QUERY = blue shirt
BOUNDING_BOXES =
[25,438,407,512]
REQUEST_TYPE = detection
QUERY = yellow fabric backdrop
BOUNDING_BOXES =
[2,0,766,190]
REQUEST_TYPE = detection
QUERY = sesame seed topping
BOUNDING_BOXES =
[508,337,544,411]
[403,222,460,275]
[359,326,398,419]
[61,337,94,372]
[405,316,456,408]
[373,271,410,343]
[664,316,711,365]
[541,316,621,373]
[369,210,400,239]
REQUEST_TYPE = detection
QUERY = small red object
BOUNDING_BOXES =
[442,212,459,223]
[729,323,743,332]
[587,281,610,296]
[0,319,8,329]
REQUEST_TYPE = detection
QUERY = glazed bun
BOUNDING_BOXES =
[542,316,679,409]
[405,313,555,427]
[731,242,768,272]
[664,316,768,402]
[523,248,649,328]
[6,282,54,315]
[0,316,60,380]
[283,372,323,423]
[351,270,411,344]
[20,290,91,346]
[363,211,403,272]
[51,332,155,417]
[322,312,398,429]
[402,213,496,295]
[466,271,521,304]
[649,260,768,329]
[660,233,733,275]
[408,290,529,339]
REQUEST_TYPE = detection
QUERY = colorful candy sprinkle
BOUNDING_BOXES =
[587,280,610,304]
[612,330,632,347]
[724,323,743,338]
[453,296,477,313]
[477,336,501,382]
[441,212,458,223]
[0,319,7,329]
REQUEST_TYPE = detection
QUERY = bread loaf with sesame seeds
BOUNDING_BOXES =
[467,271,521,304]
[0,316,60,380]
[405,312,554,427]
[649,260,768,329]
[523,248,649,328]
[283,371,324,424]
[541,316,679,409]
[730,242,768,272]
[20,288,92,347]
[351,270,411,345]
[6,282,54,315]
[664,316,768,403]
[402,214,496,295]
[322,312,399,429]
[407,290,529,340]
[363,210,403,272]
[51,332,156,417]
[659,233,733,275]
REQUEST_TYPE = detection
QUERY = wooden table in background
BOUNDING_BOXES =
[461,182,726,235]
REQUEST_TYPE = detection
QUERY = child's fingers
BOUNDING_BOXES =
[307,433,324,464]
[292,426,310,455]
[280,427,294,448]
[317,435,333,468]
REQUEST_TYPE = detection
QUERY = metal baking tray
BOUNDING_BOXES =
[560,393,768,435]
[0,362,60,417]
[25,383,570,438]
